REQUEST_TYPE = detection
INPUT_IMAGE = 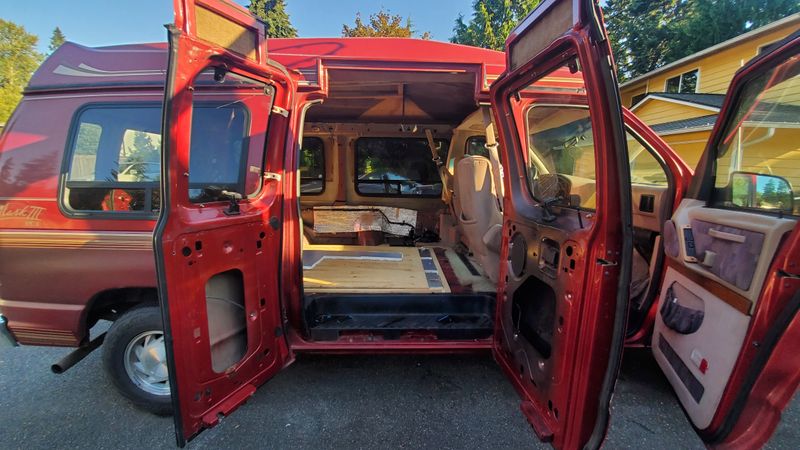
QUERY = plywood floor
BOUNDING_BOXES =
[303,245,451,294]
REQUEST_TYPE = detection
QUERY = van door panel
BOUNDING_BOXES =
[155,0,295,446]
[652,32,800,447]
[490,1,631,448]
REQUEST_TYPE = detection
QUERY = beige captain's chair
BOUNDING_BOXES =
[453,155,503,283]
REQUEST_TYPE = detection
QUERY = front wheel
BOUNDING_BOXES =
[102,306,172,415]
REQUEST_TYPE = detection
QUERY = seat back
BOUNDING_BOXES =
[453,156,503,282]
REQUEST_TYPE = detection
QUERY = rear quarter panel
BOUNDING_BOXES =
[0,92,158,346]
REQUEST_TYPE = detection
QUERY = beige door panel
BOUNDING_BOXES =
[669,199,796,305]
[631,184,667,232]
[652,267,750,429]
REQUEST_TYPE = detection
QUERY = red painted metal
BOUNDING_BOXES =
[154,0,297,444]
[488,1,630,448]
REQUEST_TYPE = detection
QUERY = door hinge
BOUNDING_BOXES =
[264,172,281,182]
[271,106,289,117]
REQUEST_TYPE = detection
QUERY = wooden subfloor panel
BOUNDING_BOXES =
[303,245,450,294]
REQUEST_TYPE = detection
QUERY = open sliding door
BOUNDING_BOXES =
[155,0,297,446]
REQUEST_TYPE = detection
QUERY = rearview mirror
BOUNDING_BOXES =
[731,172,794,213]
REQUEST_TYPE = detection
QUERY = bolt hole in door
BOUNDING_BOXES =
[195,241,203,251]
[205,270,248,373]
[256,240,262,249]
[182,246,192,257]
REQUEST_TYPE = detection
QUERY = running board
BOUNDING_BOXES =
[303,294,495,341]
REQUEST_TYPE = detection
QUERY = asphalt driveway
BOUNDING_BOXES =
[0,335,797,449]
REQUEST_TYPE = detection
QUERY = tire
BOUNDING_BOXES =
[102,306,173,415]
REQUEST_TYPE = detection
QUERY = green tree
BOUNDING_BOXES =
[248,0,297,38]
[342,9,431,39]
[450,0,541,50]
[49,27,66,54]
[0,19,42,124]
[603,0,800,81]
[673,0,800,58]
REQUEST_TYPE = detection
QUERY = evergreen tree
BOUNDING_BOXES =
[0,19,42,123]
[248,0,297,38]
[450,0,541,50]
[342,9,431,39]
[48,27,66,54]
[603,0,800,81]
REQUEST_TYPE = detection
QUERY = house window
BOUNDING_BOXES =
[299,137,325,195]
[630,93,647,108]
[665,69,699,94]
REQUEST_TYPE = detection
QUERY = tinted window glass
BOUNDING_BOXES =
[355,137,447,197]
[712,54,800,216]
[299,137,324,195]
[65,104,251,214]
[465,136,489,158]
[187,104,249,203]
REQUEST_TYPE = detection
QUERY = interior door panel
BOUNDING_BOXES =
[665,199,795,304]
[652,267,750,429]
[654,198,797,431]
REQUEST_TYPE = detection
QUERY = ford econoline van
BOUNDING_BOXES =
[1,1,798,449]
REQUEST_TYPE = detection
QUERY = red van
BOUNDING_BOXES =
[1,1,798,448]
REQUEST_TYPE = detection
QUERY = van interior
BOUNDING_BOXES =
[289,67,673,344]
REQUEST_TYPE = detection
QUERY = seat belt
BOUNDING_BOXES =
[425,128,453,205]
[481,106,505,210]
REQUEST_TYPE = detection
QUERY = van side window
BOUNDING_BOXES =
[628,133,668,186]
[65,106,162,214]
[465,136,489,158]
[63,103,253,215]
[355,137,447,197]
[299,137,324,195]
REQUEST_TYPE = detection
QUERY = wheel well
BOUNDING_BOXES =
[84,287,159,331]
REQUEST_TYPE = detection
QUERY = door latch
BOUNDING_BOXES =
[220,190,243,216]
[263,172,281,182]
[596,258,618,267]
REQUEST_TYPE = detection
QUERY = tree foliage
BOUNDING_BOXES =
[0,19,42,124]
[604,0,800,81]
[342,9,431,39]
[248,0,297,38]
[49,27,66,54]
[450,0,541,50]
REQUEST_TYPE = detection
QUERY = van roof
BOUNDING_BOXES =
[27,38,507,94]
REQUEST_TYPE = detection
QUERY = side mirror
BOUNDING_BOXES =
[730,171,794,213]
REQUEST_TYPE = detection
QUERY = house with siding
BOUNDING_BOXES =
[620,13,800,167]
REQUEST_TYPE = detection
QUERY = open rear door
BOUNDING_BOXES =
[155,0,296,446]
[489,0,631,448]
[653,31,800,448]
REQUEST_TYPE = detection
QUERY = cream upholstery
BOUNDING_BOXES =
[453,156,503,282]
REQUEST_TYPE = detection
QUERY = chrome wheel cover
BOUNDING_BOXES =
[123,330,170,396]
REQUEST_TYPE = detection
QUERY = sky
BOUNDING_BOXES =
[2,0,475,54]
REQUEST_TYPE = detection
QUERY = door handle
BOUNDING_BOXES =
[708,228,746,243]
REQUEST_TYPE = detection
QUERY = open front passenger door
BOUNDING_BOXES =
[652,31,800,448]
[154,1,297,446]
[489,1,631,448]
